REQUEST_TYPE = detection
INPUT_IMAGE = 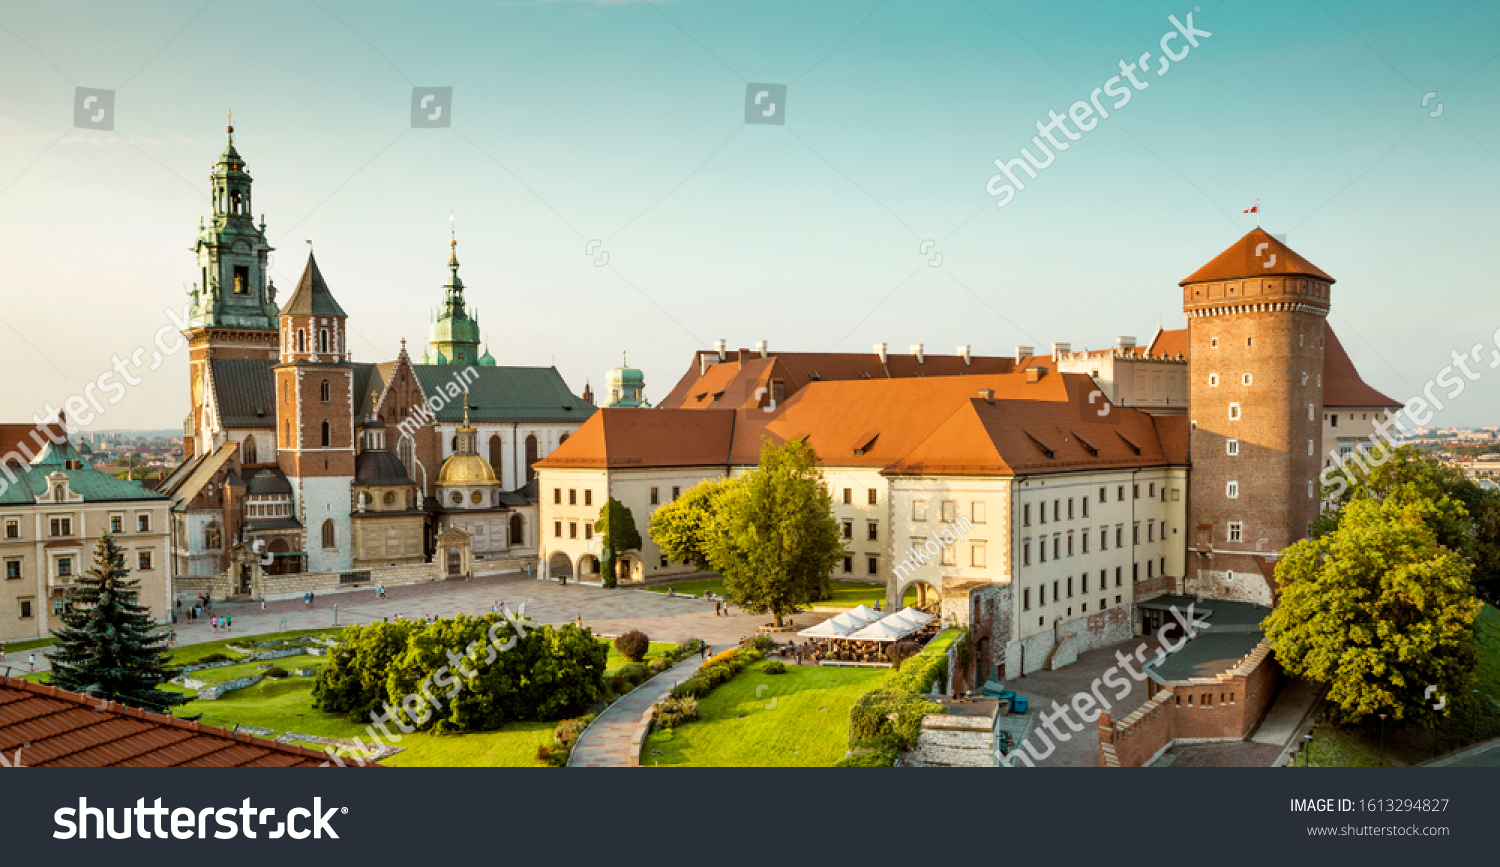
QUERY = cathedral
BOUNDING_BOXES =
[160,123,595,596]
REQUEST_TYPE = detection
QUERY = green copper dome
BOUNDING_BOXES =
[423,232,484,366]
[603,351,650,408]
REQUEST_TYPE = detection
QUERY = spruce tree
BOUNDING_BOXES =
[48,532,184,711]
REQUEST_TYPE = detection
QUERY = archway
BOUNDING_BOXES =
[579,554,600,579]
[616,554,642,584]
[266,537,292,575]
[897,578,941,611]
[548,550,573,582]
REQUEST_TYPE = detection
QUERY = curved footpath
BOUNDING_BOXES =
[568,649,712,768]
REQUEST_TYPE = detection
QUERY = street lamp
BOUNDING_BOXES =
[1378,713,1387,767]
[1303,733,1313,768]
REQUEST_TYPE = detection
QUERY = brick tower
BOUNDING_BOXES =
[182,119,280,457]
[275,252,355,573]
[1182,228,1333,605]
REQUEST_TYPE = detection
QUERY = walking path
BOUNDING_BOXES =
[568,649,712,767]
[10,574,833,676]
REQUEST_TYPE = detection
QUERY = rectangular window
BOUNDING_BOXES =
[1133,484,1140,500]
[58,557,72,577]
[972,501,986,523]
[867,522,878,541]
[868,556,879,575]
[1330,414,1339,428]
[843,488,852,505]
[110,516,123,533]
[568,489,577,505]
[1148,521,1155,543]
[660,555,668,567]
[1067,498,1075,520]
[1229,403,1241,420]
[941,545,956,566]
[1098,487,1106,503]
[1053,580,1059,602]
[672,486,680,500]
[4,559,19,579]
[49,518,71,537]
[1133,562,1139,582]
[1147,559,1153,579]
[1052,536,1060,560]
[1115,525,1123,547]
[868,489,878,506]
[584,524,594,540]
[1082,573,1089,593]
[1039,502,1047,525]
[1023,502,1031,526]
[1067,533,1074,556]
[843,555,853,574]
[1067,575,1073,598]
[1227,481,1239,499]
[1133,522,1140,545]
[842,520,853,540]
[1023,541,1031,566]
[4,519,16,538]
[942,500,956,523]
[138,514,149,532]
[553,488,562,505]
[1117,485,1125,501]
[1148,483,1155,498]
[913,500,927,521]
[584,490,593,507]
[1039,540,1047,563]
[1024,587,1032,611]
[569,522,578,539]
[553,521,562,538]
[1082,531,1089,554]
[1053,500,1060,522]
[138,551,152,570]
[1160,556,1166,576]
[971,545,985,568]
[1115,566,1122,587]
[650,487,659,505]
[1082,498,1089,519]
[19,598,32,619]
[1040,585,1046,605]
[1100,528,1108,550]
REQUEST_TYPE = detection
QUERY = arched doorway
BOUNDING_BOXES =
[616,554,641,584]
[548,550,573,582]
[579,554,600,580]
[266,537,292,575]
[897,578,941,611]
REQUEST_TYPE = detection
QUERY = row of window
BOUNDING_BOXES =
[552,488,595,507]
[1223,480,1317,499]
[649,487,680,505]
[910,499,985,523]
[5,550,154,580]
[554,521,595,541]
[906,540,987,568]
[1022,521,1161,564]
[842,520,880,541]
[840,488,880,506]
[1021,560,1164,611]
[4,515,152,539]
[841,554,882,575]
[1021,483,1168,527]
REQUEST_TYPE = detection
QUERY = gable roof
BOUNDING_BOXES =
[208,357,277,429]
[279,252,348,317]
[409,365,594,424]
[0,676,351,767]
[535,409,736,469]
[0,420,68,468]
[1323,324,1402,409]
[1180,228,1334,285]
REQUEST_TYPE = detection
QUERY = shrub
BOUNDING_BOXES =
[553,717,587,747]
[743,634,775,653]
[671,677,710,700]
[887,641,920,669]
[704,649,742,670]
[263,666,289,679]
[834,745,898,767]
[605,675,629,695]
[616,662,651,686]
[614,629,650,662]
[652,695,699,729]
[197,653,232,664]
[536,741,569,767]
[763,660,787,675]
[650,659,672,673]
[676,638,703,655]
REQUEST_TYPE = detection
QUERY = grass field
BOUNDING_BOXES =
[641,660,887,767]
[644,578,896,610]
[605,641,679,675]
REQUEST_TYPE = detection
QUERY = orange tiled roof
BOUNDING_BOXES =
[1147,328,1188,358]
[534,408,737,469]
[1180,228,1334,285]
[0,676,354,767]
[1322,325,1402,409]
[0,421,69,467]
[1152,415,1191,465]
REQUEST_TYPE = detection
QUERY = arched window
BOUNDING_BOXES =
[322,519,336,548]
[320,380,330,403]
[524,434,538,484]
[205,522,222,549]
[320,421,330,448]
[319,330,329,353]
[242,435,257,464]
[398,437,414,481]
[296,330,306,353]
[450,435,458,453]
[559,433,570,445]
[488,435,504,486]
[509,514,524,548]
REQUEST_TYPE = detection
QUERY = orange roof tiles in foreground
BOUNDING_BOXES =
[1180,228,1334,285]
[0,676,360,767]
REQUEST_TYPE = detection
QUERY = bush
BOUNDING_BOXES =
[535,741,569,767]
[197,653,232,664]
[676,638,703,655]
[553,717,587,747]
[652,695,699,729]
[743,634,775,653]
[763,660,787,675]
[671,677,710,699]
[614,630,650,662]
[843,629,965,755]
[834,745,898,767]
[263,666,289,679]
[605,675,629,695]
[616,662,651,686]
[650,659,673,673]
[887,641,920,669]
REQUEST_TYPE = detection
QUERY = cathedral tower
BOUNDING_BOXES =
[1182,228,1331,605]
[420,231,492,366]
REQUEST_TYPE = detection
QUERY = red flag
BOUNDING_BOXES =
[1243,204,1258,213]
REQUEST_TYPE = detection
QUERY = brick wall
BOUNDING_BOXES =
[1132,569,1175,603]
[1098,687,1175,767]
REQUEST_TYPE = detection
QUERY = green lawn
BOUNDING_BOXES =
[187,654,325,685]
[642,660,888,767]
[170,628,347,667]
[1,637,55,654]
[605,641,678,675]
[645,578,889,610]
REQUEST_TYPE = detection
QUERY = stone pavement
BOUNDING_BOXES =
[20,573,833,675]
[569,649,711,767]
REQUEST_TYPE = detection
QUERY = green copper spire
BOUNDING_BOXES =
[423,223,483,366]
[188,115,278,331]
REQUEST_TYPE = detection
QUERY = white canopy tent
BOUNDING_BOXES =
[836,605,883,627]
[797,618,858,639]
[846,615,921,642]
[885,607,934,630]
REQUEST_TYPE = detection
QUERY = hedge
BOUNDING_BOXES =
[844,628,965,763]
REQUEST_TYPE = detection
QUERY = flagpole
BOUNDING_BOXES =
[1256,198,1261,228]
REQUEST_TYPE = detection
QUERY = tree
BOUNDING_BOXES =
[48,533,185,712]
[649,479,728,572]
[1267,497,1481,724]
[705,438,841,627]
[595,497,641,589]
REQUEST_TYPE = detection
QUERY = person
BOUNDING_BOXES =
[574,614,583,628]
[29,653,35,672]
[699,642,707,660]
[225,614,232,631]
[310,592,315,607]
[667,586,675,598]
[261,599,267,611]
[874,600,882,612]
[169,630,178,647]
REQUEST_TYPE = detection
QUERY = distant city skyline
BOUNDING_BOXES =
[2,0,1499,429]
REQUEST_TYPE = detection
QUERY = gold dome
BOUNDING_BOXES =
[437,453,498,485]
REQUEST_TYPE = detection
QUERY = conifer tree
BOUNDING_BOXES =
[48,532,184,711]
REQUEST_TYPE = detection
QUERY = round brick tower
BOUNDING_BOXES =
[1181,229,1332,605]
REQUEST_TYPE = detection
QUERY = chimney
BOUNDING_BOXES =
[874,342,888,364]
[755,340,768,359]
[1116,336,1137,352]
[714,339,727,362]
[1026,366,1045,384]
[911,343,925,364]
[1051,342,1071,361]
[958,344,972,366]
[978,388,995,403]
[1014,345,1034,364]
[699,353,715,375]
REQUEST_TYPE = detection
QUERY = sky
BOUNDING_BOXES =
[1,0,1498,430]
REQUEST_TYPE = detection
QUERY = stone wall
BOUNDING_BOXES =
[182,561,445,602]
[1003,602,1135,677]
[1098,687,1176,767]
[1132,569,1176,604]
[196,675,264,701]
[964,583,1012,686]
[1184,567,1274,607]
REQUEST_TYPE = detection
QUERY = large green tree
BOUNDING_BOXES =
[48,533,185,712]
[595,497,641,589]
[649,479,728,572]
[1268,497,1481,724]
[704,438,841,627]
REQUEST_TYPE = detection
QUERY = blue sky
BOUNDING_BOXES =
[1,0,1498,429]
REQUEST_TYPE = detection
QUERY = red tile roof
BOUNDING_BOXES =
[534,409,737,469]
[1152,415,1191,465]
[1181,228,1334,285]
[1147,328,1188,358]
[1322,325,1402,409]
[0,676,355,767]
[0,421,68,468]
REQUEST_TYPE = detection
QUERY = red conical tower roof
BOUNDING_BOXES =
[1180,228,1334,285]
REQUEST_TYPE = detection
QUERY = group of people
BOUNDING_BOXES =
[303,592,317,607]
[0,642,38,673]
[207,614,233,633]
[178,596,213,623]
[662,587,733,617]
